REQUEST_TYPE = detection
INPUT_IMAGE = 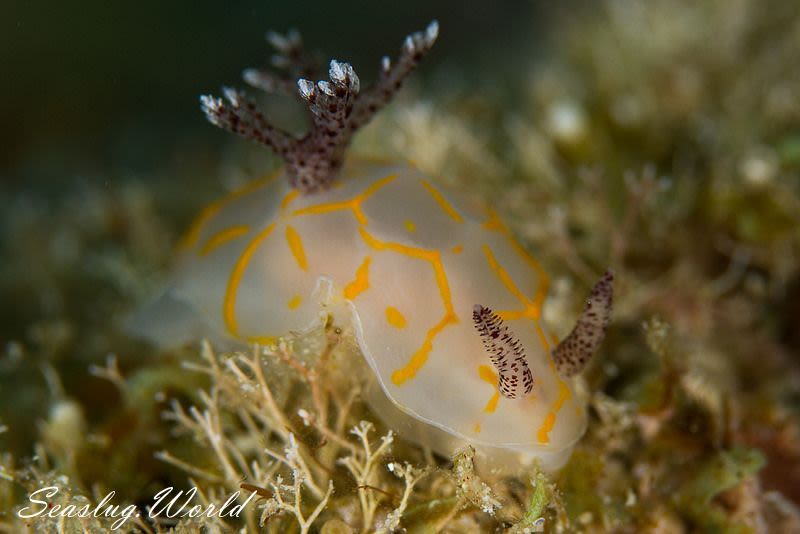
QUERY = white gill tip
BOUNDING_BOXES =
[329,59,344,79]
[286,28,301,45]
[242,68,259,84]
[266,30,289,51]
[403,35,414,53]
[221,86,239,106]
[199,94,216,108]
[426,20,439,44]
[297,78,315,100]
[199,96,222,125]
[317,80,334,96]
[347,64,360,92]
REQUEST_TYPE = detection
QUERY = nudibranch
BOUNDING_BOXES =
[132,22,614,471]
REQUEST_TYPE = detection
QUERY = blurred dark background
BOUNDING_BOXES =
[2,0,566,186]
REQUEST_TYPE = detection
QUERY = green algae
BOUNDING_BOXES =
[675,447,766,533]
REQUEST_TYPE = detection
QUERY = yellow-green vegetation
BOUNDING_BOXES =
[2,0,800,531]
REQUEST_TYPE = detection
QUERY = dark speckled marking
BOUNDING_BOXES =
[553,270,614,377]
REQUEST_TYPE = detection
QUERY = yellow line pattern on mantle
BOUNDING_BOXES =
[285,225,308,271]
[343,257,371,300]
[385,306,408,329]
[358,227,458,385]
[478,365,500,413]
[199,225,250,256]
[420,179,464,223]
[224,223,276,337]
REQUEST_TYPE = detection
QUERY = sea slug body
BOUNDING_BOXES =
[132,21,613,472]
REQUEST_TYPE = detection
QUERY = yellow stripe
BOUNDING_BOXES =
[385,306,407,329]
[537,413,556,444]
[484,392,500,413]
[285,226,308,271]
[482,243,547,321]
[480,238,571,438]
[482,244,538,317]
[199,225,249,256]
[391,321,450,386]
[224,223,276,336]
[534,320,551,354]
[177,172,277,251]
[292,173,397,226]
[357,227,457,385]
[420,179,464,223]
[477,365,500,413]
[280,190,299,210]
[478,364,497,384]
[532,312,573,444]
[247,335,277,345]
[287,295,302,310]
[537,380,571,443]
[496,309,528,321]
[360,173,398,203]
[482,211,503,231]
[483,210,550,309]
[293,199,358,220]
[343,257,371,300]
